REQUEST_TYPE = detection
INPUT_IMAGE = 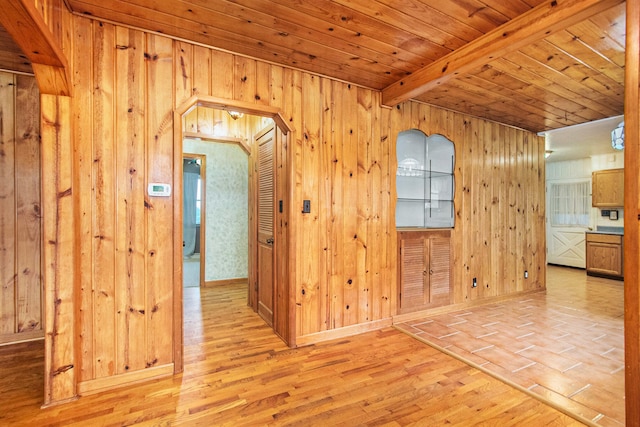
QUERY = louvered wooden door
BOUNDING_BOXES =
[399,237,429,312]
[398,230,451,314]
[256,125,275,326]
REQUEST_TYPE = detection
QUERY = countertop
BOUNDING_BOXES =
[586,226,624,235]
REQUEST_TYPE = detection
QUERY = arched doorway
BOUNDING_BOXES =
[172,96,296,371]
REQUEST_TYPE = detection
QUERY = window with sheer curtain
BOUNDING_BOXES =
[549,181,590,227]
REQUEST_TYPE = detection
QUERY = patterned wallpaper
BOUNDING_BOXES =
[184,139,249,281]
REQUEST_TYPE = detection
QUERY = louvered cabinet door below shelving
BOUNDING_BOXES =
[399,237,429,313]
[398,230,452,314]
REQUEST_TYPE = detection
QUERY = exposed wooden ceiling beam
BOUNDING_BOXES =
[0,0,70,95]
[382,0,624,107]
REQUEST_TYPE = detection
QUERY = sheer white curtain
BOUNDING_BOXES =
[549,181,590,227]
[183,159,200,258]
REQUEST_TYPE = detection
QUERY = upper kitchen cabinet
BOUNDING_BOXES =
[592,168,624,208]
[396,130,455,228]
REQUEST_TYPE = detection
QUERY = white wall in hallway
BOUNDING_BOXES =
[184,138,249,282]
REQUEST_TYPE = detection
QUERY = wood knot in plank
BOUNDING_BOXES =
[58,188,72,198]
[52,364,74,376]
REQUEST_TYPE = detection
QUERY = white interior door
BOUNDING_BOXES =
[546,179,591,268]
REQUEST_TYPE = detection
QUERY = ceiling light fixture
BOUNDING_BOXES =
[611,121,624,150]
[227,110,244,120]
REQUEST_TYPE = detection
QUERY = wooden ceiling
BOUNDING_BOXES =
[1,0,626,133]
[0,24,32,74]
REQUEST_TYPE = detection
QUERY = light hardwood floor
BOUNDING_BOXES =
[1,275,587,426]
[397,265,624,426]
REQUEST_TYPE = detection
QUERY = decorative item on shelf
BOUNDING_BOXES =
[227,110,244,120]
[611,121,624,150]
[397,157,423,176]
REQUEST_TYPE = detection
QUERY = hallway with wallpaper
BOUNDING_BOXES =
[396,265,624,426]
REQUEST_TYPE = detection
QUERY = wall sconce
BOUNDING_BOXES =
[545,150,553,159]
[611,121,624,150]
[227,110,244,120]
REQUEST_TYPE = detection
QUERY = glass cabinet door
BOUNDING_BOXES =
[396,130,455,228]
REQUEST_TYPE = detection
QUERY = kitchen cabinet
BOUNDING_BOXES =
[585,232,623,280]
[592,168,624,207]
[398,229,452,314]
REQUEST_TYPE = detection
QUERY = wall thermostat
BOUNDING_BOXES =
[148,183,172,197]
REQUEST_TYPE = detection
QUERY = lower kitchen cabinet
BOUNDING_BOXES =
[398,229,452,314]
[585,232,623,280]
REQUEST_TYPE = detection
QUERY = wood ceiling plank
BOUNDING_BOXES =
[464,70,603,125]
[122,0,408,79]
[331,0,475,51]
[0,51,33,74]
[415,0,513,32]
[203,0,429,68]
[474,0,544,19]
[545,30,624,83]
[150,0,427,73]
[68,0,396,89]
[373,0,485,43]
[239,0,452,62]
[382,0,624,107]
[567,5,625,67]
[437,75,578,129]
[496,53,622,116]
[521,40,624,98]
[416,86,550,131]
[589,2,626,45]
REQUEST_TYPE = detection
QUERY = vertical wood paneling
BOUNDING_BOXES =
[41,93,74,404]
[145,33,174,368]
[15,75,41,333]
[174,41,192,109]
[92,20,117,380]
[192,46,210,97]
[0,72,42,344]
[114,27,146,374]
[270,66,283,108]
[73,16,94,382]
[320,78,332,331]
[256,62,271,106]
[379,101,392,319]
[369,92,384,321]
[329,80,344,329]
[341,83,358,327]
[299,73,321,336]
[0,73,16,337]
[234,56,256,103]
[356,87,371,323]
[210,50,233,99]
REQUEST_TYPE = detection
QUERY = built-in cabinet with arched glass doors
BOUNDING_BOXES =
[396,130,455,314]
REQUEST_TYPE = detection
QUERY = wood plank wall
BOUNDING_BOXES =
[49,12,545,392]
[0,72,42,345]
